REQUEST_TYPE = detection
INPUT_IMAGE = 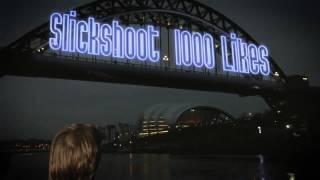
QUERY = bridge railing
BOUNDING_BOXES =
[38,50,283,84]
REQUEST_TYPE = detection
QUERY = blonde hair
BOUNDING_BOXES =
[49,124,101,180]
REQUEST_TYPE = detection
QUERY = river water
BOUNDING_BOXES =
[4,153,295,180]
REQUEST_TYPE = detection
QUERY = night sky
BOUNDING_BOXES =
[0,0,319,140]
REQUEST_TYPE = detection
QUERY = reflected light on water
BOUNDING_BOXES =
[257,154,266,180]
[129,153,133,177]
[6,153,297,180]
[288,172,295,180]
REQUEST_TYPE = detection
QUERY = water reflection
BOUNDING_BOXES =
[257,154,266,180]
[5,153,295,180]
[129,153,133,177]
[94,154,291,180]
[288,172,295,180]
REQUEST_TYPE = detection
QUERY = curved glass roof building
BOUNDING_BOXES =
[138,103,235,137]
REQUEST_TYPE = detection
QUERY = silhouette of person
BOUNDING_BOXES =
[48,123,101,180]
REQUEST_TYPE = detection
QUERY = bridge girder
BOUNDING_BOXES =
[0,0,291,108]
[5,0,286,82]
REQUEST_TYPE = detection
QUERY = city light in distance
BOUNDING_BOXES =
[257,126,262,134]
[285,124,292,129]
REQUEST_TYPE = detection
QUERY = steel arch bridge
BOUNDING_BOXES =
[1,0,287,102]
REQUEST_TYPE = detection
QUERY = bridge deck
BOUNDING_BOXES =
[0,50,286,96]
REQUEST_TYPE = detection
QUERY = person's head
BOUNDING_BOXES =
[49,123,101,180]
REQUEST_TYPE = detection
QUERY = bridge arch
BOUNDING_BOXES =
[1,0,287,98]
